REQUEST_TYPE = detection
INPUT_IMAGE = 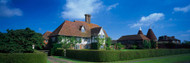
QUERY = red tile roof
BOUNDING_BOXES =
[146,29,157,41]
[50,20,108,37]
[118,34,150,41]
[43,31,52,40]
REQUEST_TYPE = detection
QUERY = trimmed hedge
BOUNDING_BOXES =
[66,49,190,62]
[53,48,64,56]
[0,51,47,63]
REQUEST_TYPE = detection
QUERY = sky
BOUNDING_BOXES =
[0,0,190,42]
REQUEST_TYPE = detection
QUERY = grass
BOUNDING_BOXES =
[52,53,190,63]
[47,60,52,63]
[118,53,190,63]
[53,56,92,63]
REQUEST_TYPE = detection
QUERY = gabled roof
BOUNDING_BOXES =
[146,29,157,41]
[118,34,150,41]
[43,31,52,40]
[91,27,102,36]
[50,20,108,37]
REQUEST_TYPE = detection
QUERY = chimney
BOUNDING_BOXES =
[85,14,91,24]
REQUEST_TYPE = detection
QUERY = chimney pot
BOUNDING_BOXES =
[85,14,91,24]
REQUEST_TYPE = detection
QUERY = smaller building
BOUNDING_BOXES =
[117,27,157,49]
[158,35,181,44]
[158,35,181,48]
[42,31,52,48]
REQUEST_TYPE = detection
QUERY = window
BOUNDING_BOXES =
[100,35,104,38]
[75,45,80,49]
[81,26,85,32]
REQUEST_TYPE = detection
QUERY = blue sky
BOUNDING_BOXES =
[0,0,190,41]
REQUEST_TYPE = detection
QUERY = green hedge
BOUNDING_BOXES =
[66,49,190,62]
[0,51,47,63]
[53,48,64,56]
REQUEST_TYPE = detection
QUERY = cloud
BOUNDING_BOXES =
[174,5,190,13]
[107,3,119,11]
[61,0,103,19]
[131,13,164,28]
[0,0,22,17]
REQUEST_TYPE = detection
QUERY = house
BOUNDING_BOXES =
[117,27,157,48]
[158,35,181,44]
[42,31,52,49]
[158,35,181,48]
[48,14,108,49]
[43,31,52,45]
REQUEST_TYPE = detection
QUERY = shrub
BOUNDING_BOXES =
[91,43,98,49]
[66,50,120,62]
[131,45,137,49]
[105,37,112,50]
[0,50,47,63]
[53,48,64,56]
[66,49,190,62]
[143,40,151,49]
[115,43,124,50]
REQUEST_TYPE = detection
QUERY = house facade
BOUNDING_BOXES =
[48,14,108,49]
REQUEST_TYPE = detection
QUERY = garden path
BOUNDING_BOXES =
[48,56,73,63]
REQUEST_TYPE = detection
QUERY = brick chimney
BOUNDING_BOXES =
[85,14,91,24]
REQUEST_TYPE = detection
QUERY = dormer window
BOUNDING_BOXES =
[80,26,85,32]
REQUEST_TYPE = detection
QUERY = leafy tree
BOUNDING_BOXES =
[0,28,44,53]
[57,36,81,49]
[105,37,112,50]
[143,40,151,49]
[182,40,190,48]
[96,35,105,49]
[56,36,81,56]
[151,40,156,48]
[131,45,137,49]
[116,43,124,50]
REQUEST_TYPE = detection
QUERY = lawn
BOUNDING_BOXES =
[51,53,190,63]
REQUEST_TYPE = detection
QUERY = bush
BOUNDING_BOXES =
[53,48,64,56]
[0,50,47,63]
[66,49,190,62]
[115,43,124,50]
[66,50,120,62]
[91,43,98,49]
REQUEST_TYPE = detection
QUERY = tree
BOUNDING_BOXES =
[151,40,156,48]
[0,28,44,53]
[143,40,151,49]
[96,35,105,49]
[56,36,81,56]
[105,37,112,50]
[131,45,137,49]
[182,40,190,48]
[57,36,81,49]
[116,43,124,50]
